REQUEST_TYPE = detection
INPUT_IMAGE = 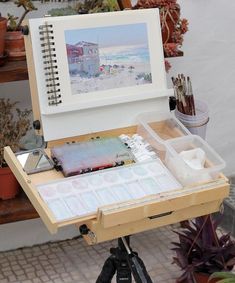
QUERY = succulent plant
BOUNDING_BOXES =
[75,0,120,14]
[133,0,188,71]
[7,0,37,31]
[47,7,77,17]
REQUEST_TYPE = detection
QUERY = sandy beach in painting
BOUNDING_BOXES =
[69,44,152,95]
[70,63,151,95]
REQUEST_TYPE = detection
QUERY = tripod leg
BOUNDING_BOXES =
[121,237,153,283]
[128,253,153,283]
[96,256,116,283]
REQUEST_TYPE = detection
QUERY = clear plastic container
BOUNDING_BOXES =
[136,111,191,159]
[165,135,226,186]
[175,100,209,139]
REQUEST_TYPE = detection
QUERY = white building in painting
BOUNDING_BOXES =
[66,41,100,76]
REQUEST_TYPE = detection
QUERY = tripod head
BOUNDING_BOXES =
[96,236,153,283]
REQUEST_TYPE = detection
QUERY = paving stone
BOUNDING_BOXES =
[11,250,22,256]
[40,275,50,282]
[2,271,13,278]
[49,274,60,280]
[46,270,57,277]
[25,267,36,273]
[14,269,25,276]
[61,277,72,283]
[36,270,46,277]
[38,255,48,261]
[17,274,27,281]
[47,254,57,260]
[7,275,16,282]
[48,259,60,266]
[27,272,36,280]
[1,268,11,275]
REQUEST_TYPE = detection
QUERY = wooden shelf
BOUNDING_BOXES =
[0,190,39,224]
[0,60,28,83]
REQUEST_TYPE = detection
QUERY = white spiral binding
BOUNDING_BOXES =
[39,23,62,106]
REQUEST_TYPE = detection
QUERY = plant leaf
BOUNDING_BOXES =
[209,272,235,281]
[226,258,235,268]
[219,234,231,246]
[217,279,235,283]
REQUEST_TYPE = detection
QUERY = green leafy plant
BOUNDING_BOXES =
[0,98,31,167]
[48,1,120,17]
[47,7,77,17]
[209,272,235,283]
[7,0,37,31]
[75,0,120,14]
[172,215,235,283]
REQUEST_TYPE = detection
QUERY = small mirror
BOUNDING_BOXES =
[16,149,54,175]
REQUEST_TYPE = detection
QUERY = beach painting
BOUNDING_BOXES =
[64,23,152,95]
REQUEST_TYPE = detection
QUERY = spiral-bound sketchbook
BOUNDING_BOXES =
[26,9,171,141]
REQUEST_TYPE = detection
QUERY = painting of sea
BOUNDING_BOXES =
[64,23,152,95]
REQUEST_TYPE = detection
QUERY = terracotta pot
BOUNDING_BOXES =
[177,272,219,283]
[194,272,218,283]
[0,167,20,200]
[5,30,26,61]
[0,16,7,57]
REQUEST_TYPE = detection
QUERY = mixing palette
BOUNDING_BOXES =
[37,159,182,221]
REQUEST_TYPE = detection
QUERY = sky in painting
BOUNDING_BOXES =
[64,23,148,48]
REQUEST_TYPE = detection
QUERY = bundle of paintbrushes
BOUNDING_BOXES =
[171,74,196,116]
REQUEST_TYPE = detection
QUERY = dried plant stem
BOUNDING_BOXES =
[16,6,29,30]
[0,99,31,167]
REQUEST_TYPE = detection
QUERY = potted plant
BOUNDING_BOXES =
[132,0,188,71]
[172,215,235,283]
[74,0,120,14]
[0,13,7,65]
[5,0,37,61]
[0,98,31,200]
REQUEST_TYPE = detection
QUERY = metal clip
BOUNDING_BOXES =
[88,231,97,244]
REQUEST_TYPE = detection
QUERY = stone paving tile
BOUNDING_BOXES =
[0,225,185,283]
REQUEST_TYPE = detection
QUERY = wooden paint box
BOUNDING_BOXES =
[4,9,229,245]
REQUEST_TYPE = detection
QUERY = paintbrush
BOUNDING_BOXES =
[171,74,196,116]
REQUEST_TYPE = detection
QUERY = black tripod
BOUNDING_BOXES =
[96,236,153,283]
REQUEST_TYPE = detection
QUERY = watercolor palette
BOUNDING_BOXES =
[51,137,135,177]
[37,159,182,221]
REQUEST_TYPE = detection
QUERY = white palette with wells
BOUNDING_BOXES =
[37,159,182,221]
